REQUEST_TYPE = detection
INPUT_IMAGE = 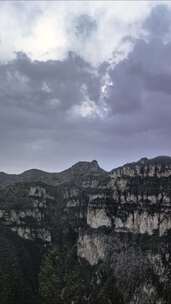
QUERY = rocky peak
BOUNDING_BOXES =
[60,160,105,178]
[139,157,148,164]
[137,156,171,166]
[20,169,49,180]
[91,159,99,168]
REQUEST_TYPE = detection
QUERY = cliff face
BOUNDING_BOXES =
[0,156,171,303]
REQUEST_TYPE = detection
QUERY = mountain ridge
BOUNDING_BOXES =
[1,155,171,180]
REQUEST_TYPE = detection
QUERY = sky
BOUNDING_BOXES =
[0,0,171,173]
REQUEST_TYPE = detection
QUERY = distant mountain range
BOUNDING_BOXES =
[0,155,171,186]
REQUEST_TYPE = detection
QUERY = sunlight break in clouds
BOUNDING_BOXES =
[0,1,155,65]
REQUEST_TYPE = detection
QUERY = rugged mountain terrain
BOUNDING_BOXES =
[0,156,171,304]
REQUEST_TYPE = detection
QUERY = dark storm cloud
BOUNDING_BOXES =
[144,4,171,37]
[107,36,171,114]
[14,51,100,105]
[0,4,171,172]
[0,50,105,171]
[106,5,171,114]
[74,14,97,39]
[99,4,171,163]
[0,51,101,117]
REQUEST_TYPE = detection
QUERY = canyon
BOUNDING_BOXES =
[0,156,171,303]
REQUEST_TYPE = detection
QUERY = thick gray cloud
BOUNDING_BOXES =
[144,4,171,37]
[74,14,97,39]
[0,4,171,172]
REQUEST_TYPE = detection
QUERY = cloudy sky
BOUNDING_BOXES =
[0,1,171,173]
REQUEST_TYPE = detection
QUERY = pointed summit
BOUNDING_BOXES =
[91,160,100,170]
[69,160,102,173]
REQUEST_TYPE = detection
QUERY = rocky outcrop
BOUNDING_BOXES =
[110,156,171,178]
[77,230,110,265]
[0,185,52,243]
[114,211,171,236]
[87,208,112,228]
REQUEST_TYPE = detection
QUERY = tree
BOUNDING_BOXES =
[39,248,65,304]
[39,246,124,304]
